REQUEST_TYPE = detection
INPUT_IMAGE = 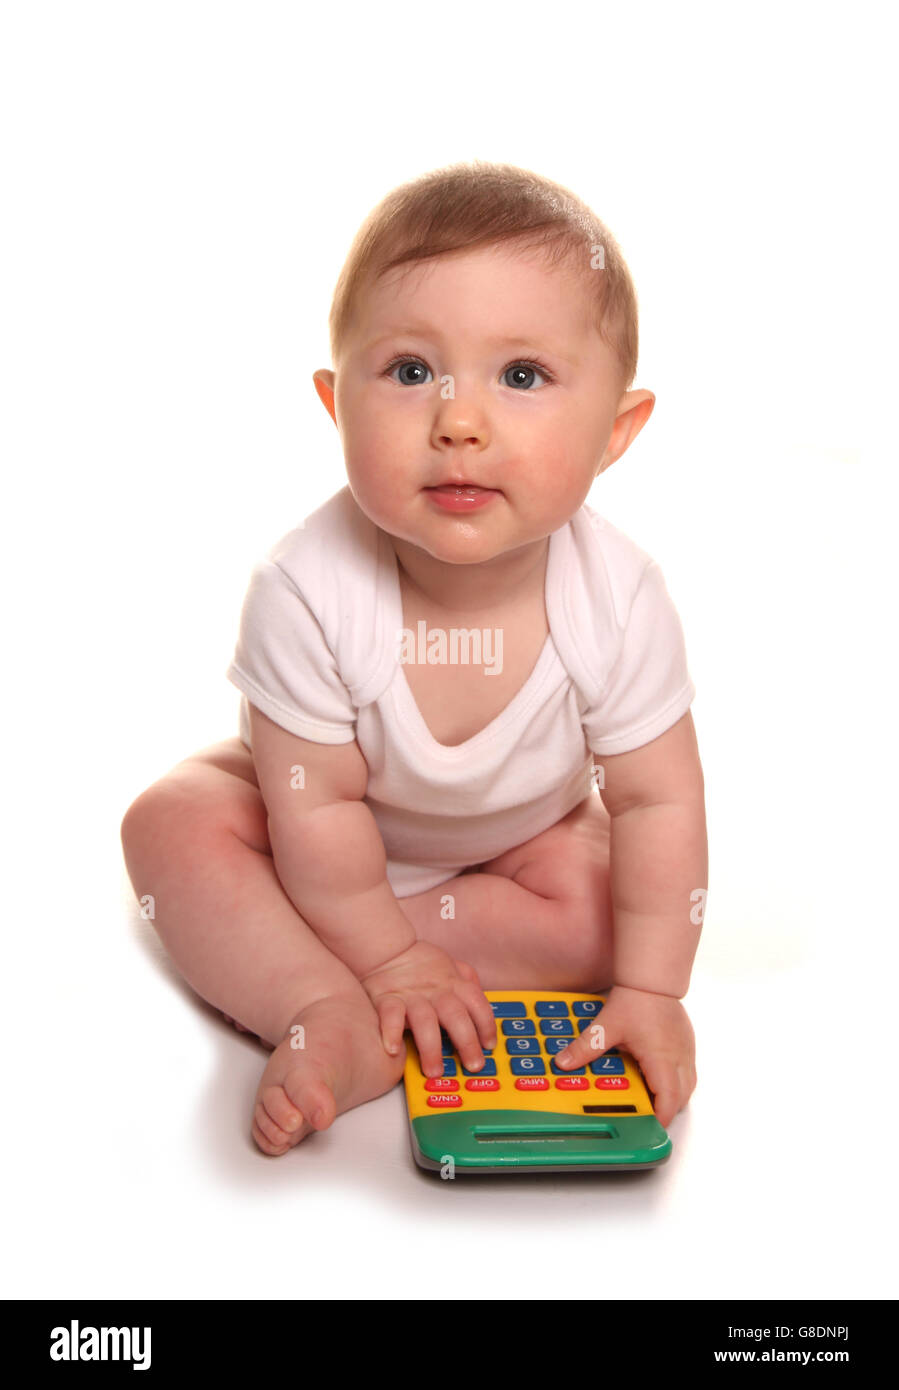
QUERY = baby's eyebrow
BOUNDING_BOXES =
[364,328,579,364]
[365,326,437,348]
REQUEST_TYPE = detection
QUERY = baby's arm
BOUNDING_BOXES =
[249,705,494,1058]
[599,709,707,996]
[555,711,708,1124]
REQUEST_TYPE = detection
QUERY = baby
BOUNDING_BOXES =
[121,161,708,1157]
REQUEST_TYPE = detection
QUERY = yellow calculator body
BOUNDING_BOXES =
[403,990,671,1174]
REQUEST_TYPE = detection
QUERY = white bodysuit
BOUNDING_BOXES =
[226,486,695,898]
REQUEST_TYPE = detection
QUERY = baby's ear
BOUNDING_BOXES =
[313,370,337,426]
[598,389,655,474]
[617,388,655,437]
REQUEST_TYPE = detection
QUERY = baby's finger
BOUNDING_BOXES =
[456,980,498,1051]
[406,997,445,1077]
[435,991,486,1072]
[376,994,409,1056]
[554,1018,612,1073]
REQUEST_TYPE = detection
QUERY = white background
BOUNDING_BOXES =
[2,0,896,1302]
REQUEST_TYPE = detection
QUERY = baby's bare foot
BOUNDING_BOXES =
[251,992,406,1156]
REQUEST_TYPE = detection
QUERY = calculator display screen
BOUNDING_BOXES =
[475,1131,615,1143]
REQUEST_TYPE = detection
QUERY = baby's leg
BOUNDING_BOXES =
[120,739,406,1156]
[397,794,614,992]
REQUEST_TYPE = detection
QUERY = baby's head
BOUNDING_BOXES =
[314,161,654,566]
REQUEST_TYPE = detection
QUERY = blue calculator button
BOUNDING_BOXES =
[501,1018,535,1035]
[505,1037,541,1055]
[544,1036,576,1054]
[491,1001,528,1017]
[438,1057,457,1075]
[510,1057,546,1075]
[534,1000,570,1016]
[460,1058,497,1076]
[588,1056,625,1075]
[550,1058,585,1075]
[573,1000,604,1016]
[539,1018,574,1035]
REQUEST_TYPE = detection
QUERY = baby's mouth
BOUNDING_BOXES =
[426,484,497,495]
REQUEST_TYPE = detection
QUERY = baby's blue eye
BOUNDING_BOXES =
[389,360,432,386]
[504,364,543,390]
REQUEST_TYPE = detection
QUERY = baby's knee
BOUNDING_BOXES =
[121,779,194,863]
[121,781,166,851]
[121,765,261,858]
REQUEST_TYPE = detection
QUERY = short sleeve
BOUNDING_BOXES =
[583,559,695,756]
[226,557,357,744]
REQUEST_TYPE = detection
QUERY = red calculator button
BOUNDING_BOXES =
[515,1077,549,1091]
[596,1077,630,1089]
[555,1076,589,1090]
[426,1094,463,1108]
[465,1077,500,1091]
[424,1077,459,1091]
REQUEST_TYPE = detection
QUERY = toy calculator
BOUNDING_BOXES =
[403,990,671,1174]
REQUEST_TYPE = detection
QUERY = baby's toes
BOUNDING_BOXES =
[252,1112,291,1156]
[253,1086,307,1154]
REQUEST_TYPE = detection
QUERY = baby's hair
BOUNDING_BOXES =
[327,159,640,391]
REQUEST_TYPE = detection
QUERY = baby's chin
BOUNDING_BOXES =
[394,526,557,577]
[392,528,510,568]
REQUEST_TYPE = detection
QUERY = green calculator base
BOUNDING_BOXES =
[410,1109,672,1174]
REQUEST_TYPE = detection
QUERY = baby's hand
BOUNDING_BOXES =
[359,941,497,1077]
[553,984,696,1128]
